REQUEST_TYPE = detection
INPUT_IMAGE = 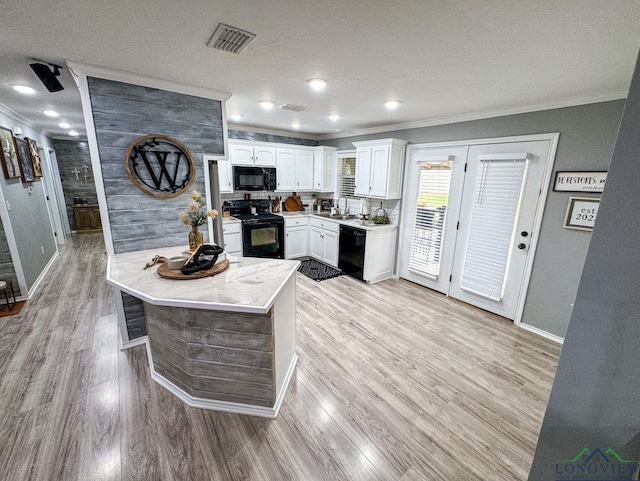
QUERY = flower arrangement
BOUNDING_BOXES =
[179,190,217,227]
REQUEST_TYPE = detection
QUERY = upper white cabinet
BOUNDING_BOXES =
[229,140,276,167]
[313,146,336,192]
[352,138,408,199]
[218,159,233,193]
[276,149,314,191]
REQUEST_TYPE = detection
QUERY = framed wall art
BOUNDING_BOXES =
[0,126,21,179]
[554,171,607,192]
[26,138,43,177]
[14,137,35,182]
[564,196,600,231]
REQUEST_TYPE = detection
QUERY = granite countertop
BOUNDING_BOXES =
[107,246,300,314]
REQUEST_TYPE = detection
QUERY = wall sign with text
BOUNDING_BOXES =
[124,134,195,198]
[554,171,607,192]
[564,197,600,231]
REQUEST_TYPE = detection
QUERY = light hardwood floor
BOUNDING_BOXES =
[0,234,560,480]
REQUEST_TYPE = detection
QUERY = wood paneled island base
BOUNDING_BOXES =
[107,247,299,418]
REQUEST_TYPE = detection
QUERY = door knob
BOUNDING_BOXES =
[517,243,527,250]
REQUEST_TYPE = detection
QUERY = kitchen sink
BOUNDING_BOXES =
[313,213,358,220]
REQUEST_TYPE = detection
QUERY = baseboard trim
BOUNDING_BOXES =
[120,334,148,350]
[144,341,298,418]
[27,250,59,299]
[519,323,564,344]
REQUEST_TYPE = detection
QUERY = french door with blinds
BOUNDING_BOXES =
[398,136,557,321]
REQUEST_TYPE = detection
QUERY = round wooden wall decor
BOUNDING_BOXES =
[124,134,196,198]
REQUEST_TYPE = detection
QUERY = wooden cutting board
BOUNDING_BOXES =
[284,193,304,211]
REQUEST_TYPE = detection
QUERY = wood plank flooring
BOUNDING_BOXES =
[0,234,560,480]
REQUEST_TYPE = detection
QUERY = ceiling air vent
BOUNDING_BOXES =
[207,23,256,54]
[280,104,308,112]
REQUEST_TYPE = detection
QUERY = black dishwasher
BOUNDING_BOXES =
[338,225,366,280]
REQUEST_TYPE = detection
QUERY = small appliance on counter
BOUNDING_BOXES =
[319,198,334,212]
[224,199,284,258]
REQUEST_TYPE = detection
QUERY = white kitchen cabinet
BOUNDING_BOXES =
[313,146,337,192]
[297,151,314,190]
[276,149,314,192]
[217,159,233,193]
[309,217,339,267]
[362,227,397,283]
[284,217,308,259]
[276,149,296,190]
[229,140,276,167]
[222,220,243,257]
[353,138,408,199]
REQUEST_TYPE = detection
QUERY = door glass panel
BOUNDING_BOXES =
[408,161,453,277]
[459,158,527,301]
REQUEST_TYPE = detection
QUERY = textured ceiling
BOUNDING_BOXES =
[0,0,639,139]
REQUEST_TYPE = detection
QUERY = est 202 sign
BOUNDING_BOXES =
[564,197,600,231]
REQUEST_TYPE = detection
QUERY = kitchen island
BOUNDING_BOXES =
[107,246,299,418]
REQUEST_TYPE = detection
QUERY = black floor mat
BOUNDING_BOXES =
[297,259,344,282]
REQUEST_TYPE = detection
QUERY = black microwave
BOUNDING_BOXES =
[233,166,277,191]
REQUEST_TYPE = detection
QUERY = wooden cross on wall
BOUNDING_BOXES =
[82,164,90,184]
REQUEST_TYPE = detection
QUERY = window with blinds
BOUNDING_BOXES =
[337,155,356,197]
[459,158,527,301]
[408,161,453,277]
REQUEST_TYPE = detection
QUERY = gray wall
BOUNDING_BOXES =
[51,140,97,230]
[324,101,624,338]
[0,215,18,293]
[0,111,57,295]
[528,54,640,480]
[87,77,224,254]
[229,129,318,146]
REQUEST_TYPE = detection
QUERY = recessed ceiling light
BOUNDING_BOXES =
[328,114,341,121]
[68,130,79,137]
[13,85,36,95]
[229,114,243,121]
[384,100,401,110]
[290,122,301,129]
[43,110,60,117]
[59,121,71,129]
[307,78,327,91]
[258,100,275,110]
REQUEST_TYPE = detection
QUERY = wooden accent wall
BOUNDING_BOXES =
[87,77,224,254]
[144,303,275,407]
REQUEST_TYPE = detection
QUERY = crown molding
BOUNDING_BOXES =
[317,89,629,140]
[66,61,232,102]
[0,104,49,136]
[228,123,321,141]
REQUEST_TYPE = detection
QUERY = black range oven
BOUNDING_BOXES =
[224,199,284,259]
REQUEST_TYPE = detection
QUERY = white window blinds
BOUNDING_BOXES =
[338,156,356,197]
[459,157,528,301]
[408,161,452,277]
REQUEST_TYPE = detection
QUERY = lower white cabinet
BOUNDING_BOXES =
[362,227,397,283]
[284,217,308,259]
[222,220,243,257]
[309,218,339,267]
